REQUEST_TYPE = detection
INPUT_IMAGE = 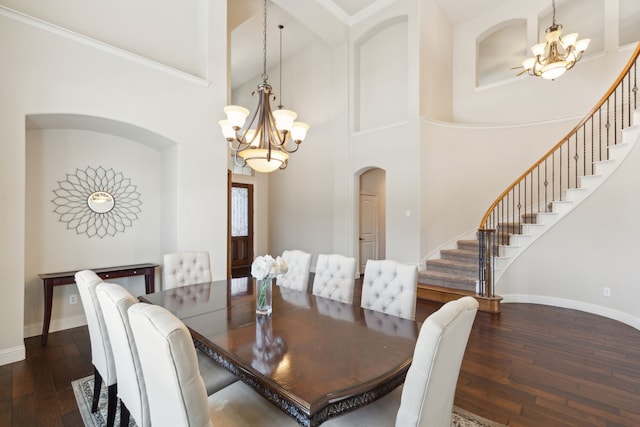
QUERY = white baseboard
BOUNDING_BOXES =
[24,315,88,339]
[502,294,640,331]
[0,345,25,365]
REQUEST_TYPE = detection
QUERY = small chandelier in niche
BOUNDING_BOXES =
[520,0,590,80]
[219,0,309,173]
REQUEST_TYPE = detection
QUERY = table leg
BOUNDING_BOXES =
[41,280,53,345]
[145,269,155,294]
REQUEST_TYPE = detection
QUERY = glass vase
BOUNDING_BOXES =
[256,276,273,315]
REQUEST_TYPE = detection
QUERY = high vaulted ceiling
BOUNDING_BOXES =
[228,0,514,88]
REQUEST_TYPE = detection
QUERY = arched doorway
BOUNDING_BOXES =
[359,168,386,272]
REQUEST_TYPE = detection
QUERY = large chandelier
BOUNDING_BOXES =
[219,0,309,173]
[521,0,590,80]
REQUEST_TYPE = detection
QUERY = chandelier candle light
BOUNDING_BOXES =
[219,0,309,173]
[521,0,590,80]
[251,255,288,315]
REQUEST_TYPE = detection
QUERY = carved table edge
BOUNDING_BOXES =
[194,340,408,427]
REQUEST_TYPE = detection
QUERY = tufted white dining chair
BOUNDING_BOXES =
[96,282,150,427]
[312,254,357,304]
[361,259,418,320]
[75,270,117,427]
[96,283,237,427]
[322,296,479,427]
[163,251,212,289]
[276,249,312,291]
[128,303,298,427]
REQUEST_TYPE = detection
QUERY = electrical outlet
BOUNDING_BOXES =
[603,287,611,297]
[69,294,78,304]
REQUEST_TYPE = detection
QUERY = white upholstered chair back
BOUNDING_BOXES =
[276,249,312,291]
[396,296,478,426]
[128,303,213,427]
[96,283,150,427]
[163,251,212,289]
[322,296,478,427]
[76,270,115,384]
[361,259,418,320]
[312,254,357,304]
[75,270,118,426]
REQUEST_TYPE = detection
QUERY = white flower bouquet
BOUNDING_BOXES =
[251,255,288,281]
[252,255,288,315]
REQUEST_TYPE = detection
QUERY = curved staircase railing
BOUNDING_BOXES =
[478,43,640,299]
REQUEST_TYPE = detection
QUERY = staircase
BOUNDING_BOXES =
[419,44,640,314]
[492,122,640,277]
[419,111,640,314]
[419,118,640,313]
[418,239,502,313]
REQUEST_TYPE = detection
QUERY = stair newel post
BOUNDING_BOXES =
[478,228,496,298]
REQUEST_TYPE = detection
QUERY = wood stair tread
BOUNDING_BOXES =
[419,269,476,283]
[417,283,501,313]
[419,238,501,313]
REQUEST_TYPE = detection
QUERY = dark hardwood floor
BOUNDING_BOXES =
[2,300,639,426]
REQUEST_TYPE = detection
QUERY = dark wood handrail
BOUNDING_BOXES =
[479,42,640,229]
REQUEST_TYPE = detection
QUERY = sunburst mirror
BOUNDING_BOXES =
[51,166,142,238]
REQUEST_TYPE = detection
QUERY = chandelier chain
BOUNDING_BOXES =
[261,0,268,82]
[278,25,284,109]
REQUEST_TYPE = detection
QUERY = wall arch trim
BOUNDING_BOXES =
[26,114,176,151]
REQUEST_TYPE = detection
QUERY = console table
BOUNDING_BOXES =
[39,263,158,345]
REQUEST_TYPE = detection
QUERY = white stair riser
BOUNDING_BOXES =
[509,234,532,246]
[521,224,545,236]
[534,212,559,226]
[579,174,603,189]
[551,200,573,213]
[565,188,589,202]
[594,160,616,175]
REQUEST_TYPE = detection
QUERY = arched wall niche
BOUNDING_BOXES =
[476,19,527,87]
[619,0,640,47]
[353,15,409,133]
[26,113,176,150]
[23,113,178,336]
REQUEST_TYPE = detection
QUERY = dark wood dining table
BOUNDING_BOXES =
[140,277,418,426]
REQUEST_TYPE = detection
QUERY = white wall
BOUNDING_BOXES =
[498,129,640,329]
[0,0,208,77]
[24,128,166,336]
[451,0,633,124]
[348,0,423,268]
[419,0,453,121]
[0,1,228,364]
[268,40,344,269]
[419,117,579,259]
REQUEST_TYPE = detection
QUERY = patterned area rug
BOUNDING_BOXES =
[72,376,505,427]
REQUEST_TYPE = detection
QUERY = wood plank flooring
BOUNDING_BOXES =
[2,301,640,426]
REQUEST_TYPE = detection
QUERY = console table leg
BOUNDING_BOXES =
[144,270,155,294]
[42,281,53,345]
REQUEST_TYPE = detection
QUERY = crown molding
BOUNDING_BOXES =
[0,5,210,87]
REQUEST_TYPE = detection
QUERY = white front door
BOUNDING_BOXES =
[359,193,379,272]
